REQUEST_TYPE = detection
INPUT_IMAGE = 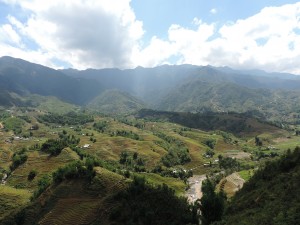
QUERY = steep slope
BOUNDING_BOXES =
[136,109,284,137]
[156,80,300,122]
[87,89,146,114]
[0,56,102,105]
[220,147,300,225]
[156,81,272,112]
[0,89,24,106]
[62,64,200,105]
[2,56,300,122]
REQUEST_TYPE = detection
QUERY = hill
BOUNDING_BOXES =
[219,147,300,225]
[155,80,300,123]
[1,56,300,123]
[87,89,146,115]
[136,109,284,137]
[0,107,299,224]
[0,56,102,105]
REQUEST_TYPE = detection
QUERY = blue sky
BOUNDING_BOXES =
[131,0,299,42]
[0,0,300,74]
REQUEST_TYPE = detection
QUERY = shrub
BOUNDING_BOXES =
[28,170,37,181]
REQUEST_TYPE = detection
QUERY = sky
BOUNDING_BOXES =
[0,0,300,74]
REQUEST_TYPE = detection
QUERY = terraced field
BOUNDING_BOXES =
[7,148,79,190]
[39,198,101,225]
[0,185,31,220]
[0,109,298,224]
[217,172,245,197]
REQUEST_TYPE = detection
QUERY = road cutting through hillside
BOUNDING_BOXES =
[185,175,206,203]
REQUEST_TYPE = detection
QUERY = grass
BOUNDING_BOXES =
[39,199,100,225]
[3,117,24,131]
[137,173,186,196]
[272,136,300,151]
[0,185,31,220]
[1,108,299,224]
[7,148,79,190]
[238,169,254,181]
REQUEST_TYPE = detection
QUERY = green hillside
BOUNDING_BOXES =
[0,106,299,224]
[87,89,146,115]
[137,109,284,137]
[219,147,300,225]
[0,56,102,105]
[156,80,300,123]
[1,57,300,124]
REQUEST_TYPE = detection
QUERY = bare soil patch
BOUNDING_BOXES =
[273,137,290,143]
[185,175,206,203]
[225,151,251,159]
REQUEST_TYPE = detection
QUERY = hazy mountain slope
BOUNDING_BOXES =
[87,89,146,114]
[0,89,24,106]
[0,56,102,105]
[156,81,272,112]
[62,64,300,98]
[155,80,300,122]
[62,65,203,105]
[1,56,300,122]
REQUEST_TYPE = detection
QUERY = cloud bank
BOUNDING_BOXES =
[0,0,144,69]
[1,1,300,73]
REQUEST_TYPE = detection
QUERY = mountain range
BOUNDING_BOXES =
[1,56,300,123]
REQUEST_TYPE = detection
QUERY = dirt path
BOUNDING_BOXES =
[185,175,206,203]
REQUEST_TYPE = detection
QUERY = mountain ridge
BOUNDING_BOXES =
[1,56,300,123]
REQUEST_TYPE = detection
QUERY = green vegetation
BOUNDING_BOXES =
[200,178,226,225]
[119,151,146,172]
[0,186,30,220]
[113,130,141,140]
[32,174,52,199]
[38,111,94,125]
[0,103,299,225]
[161,146,191,167]
[238,169,254,181]
[40,139,67,156]
[218,155,240,171]
[87,89,146,115]
[154,132,191,167]
[110,176,198,225]
[137,173,186,196]
[3,117,24,134]
[10,149,28,171]
[138,109,282,136]
[52,160,96,183]
[93,120,108,132]
[219,147,300,225]
[27,170,37,181]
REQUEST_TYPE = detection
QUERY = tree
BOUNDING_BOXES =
[119,151,129,164]
[205,139,216,149]
[28,170,37,181]
[200,178,226,225]
[255,136,262,146]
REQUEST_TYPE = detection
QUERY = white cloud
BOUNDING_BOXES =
[1,1,300,74]
[210,8,217,14]
[134,2,300,74]
[0,0,144,69]
[0,23,22,46]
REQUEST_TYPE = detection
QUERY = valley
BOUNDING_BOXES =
[0,57,299,224]
[0,106,298,224]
